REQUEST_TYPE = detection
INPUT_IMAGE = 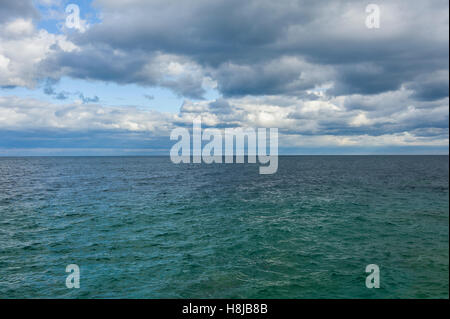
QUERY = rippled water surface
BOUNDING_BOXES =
[0,156,448,298]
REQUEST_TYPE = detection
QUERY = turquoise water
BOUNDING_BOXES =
[0,156,448,298]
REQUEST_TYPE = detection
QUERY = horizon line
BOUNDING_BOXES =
[0,154,448,157]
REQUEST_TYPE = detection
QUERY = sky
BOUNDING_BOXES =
[0,0,448,155]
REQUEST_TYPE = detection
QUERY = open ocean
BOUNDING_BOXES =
[0,156,448,298]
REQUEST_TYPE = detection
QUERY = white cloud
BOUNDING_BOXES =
[0,18,77,88]
[0,93,447,151]
[0,95,173,134]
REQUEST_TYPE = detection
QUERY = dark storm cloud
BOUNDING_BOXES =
[42,46,206,99]
[211,57,332,97]
[50,0,448,100]
[406,71,450,101]
[77,0,317,64]
[44,46,149,84]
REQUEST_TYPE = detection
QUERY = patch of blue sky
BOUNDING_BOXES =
[1,77,221,114]
[35,0,100,34]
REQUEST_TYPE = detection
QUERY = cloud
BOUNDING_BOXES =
[176,88,448,140]
[0,0,38,24]
[42,79,98,102]
[78,93,99,104]
[3,0,449,102]
[0,94,447,154]
[0,95,173,133]
[36,0,62,7]
[406,70,449,101]
[0,0,448,154]
[0,17,77,88]
[212,57,334,97]
[43,0,446,100]
[42,49,211,99]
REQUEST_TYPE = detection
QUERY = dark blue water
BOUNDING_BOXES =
[0,156,448,298]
